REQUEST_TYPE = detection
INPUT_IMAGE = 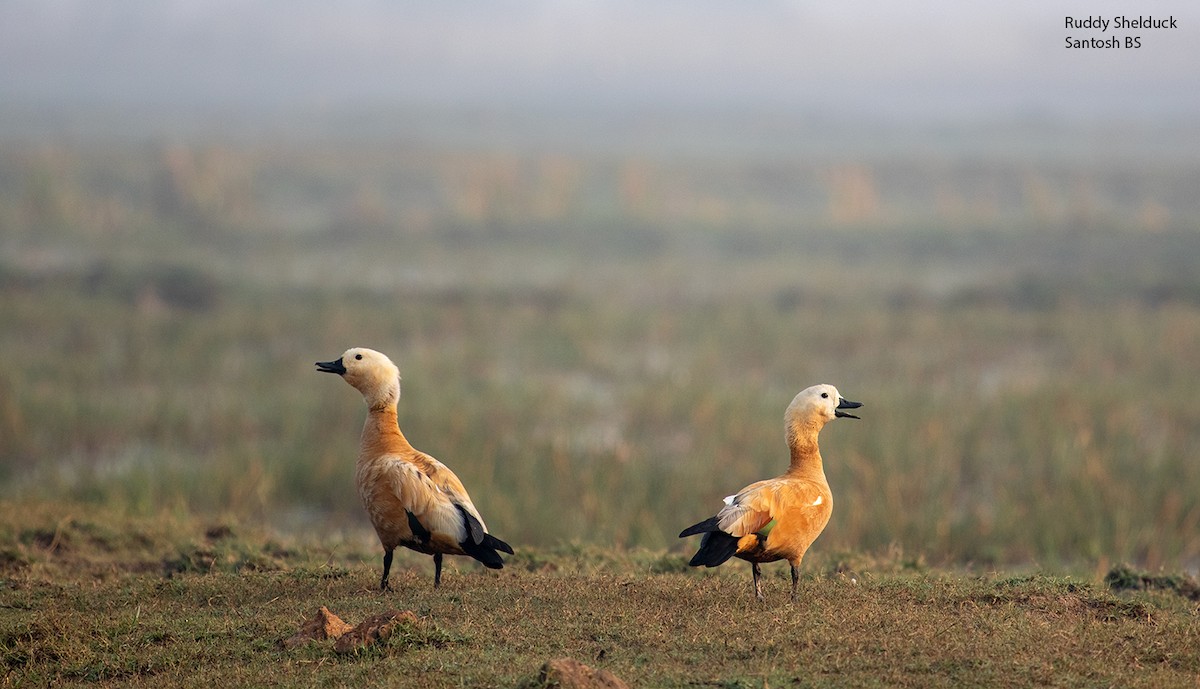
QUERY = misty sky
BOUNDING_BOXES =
[1,0,1197,121]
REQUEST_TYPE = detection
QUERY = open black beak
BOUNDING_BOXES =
[835,397,862,419]
[315,358,347,375]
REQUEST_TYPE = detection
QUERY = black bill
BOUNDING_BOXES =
[835,397,862,419]
[315,358,347,375]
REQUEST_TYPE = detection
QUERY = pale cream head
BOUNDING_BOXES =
[785,383,862,426]
[316,347,401,409]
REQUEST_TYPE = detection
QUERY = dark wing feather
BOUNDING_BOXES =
[679,515,722,538]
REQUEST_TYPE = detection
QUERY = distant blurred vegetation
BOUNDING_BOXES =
[1,128,1198,571]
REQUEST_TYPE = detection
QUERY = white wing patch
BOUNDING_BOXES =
[810,495,823,506]
[723,495,737,506]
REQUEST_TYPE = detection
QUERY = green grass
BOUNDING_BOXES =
[3,263,1199,568]
[2,140,1200,573]
[2,503,1199,688]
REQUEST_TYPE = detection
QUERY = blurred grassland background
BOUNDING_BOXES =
[2,118,1199,573]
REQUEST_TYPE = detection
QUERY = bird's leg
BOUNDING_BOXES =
[380,548,394,592]
[790,561,801,601]
[752,562,764,602]
[433,553,444,588]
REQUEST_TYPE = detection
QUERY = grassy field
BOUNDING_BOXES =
[1,128,1200,684]
[3,503,1199,688]
[3,137,1200,570]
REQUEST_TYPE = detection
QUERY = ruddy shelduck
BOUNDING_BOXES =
[316,347,513,590]
[680,384,861,601]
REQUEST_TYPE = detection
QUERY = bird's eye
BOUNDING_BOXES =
[355,354,363,360]
[821,392,829,398]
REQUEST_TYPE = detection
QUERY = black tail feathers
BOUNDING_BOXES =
[680,515,739,568]
[687,530,740,568]
[486,533,515,555]
[679,515,722,538]
[461,534,511,569]
[454,503,514,568]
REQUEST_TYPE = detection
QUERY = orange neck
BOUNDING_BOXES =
[359,404,415,460]
[786,419,826,479]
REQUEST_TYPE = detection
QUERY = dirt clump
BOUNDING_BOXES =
[282,606,355,649]
[536,658,629,689]
[333,610,419,654]
[283,607,424,654]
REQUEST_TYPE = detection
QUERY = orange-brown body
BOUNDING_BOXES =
[318,347,511,590]
[680,384,860,601]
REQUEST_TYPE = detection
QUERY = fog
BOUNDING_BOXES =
[2,0,1196,127]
